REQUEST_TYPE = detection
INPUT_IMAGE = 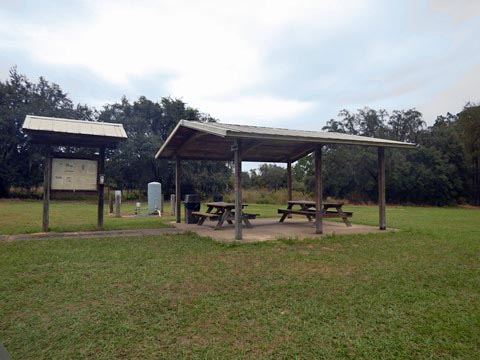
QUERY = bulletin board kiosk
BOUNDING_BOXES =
[22,115,127,231]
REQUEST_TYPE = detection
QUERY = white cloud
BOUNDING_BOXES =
[195,96,314,124]
[419,63,480,121]
[6,0,478,128]
[0,0,367,121]
[14,0,366,89]
[430,0,480,23]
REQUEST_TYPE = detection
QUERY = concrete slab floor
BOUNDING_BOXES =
[172,217,393,243]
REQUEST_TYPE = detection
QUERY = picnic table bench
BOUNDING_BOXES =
[278,200,352,227]
[192,202,259,230]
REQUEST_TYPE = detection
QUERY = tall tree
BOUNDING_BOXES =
[388,109,424,142]
[0,67,93,196]
[253,164,287,190]
[316,107,469,204]
[98,96,231,197]
[456,104,480,205]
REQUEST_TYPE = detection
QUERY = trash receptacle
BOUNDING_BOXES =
[213,194,223,202]
[184,194,200,224]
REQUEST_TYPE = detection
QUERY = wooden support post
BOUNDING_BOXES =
[233,139,242,240]
[287,159,293,218]
[175,156,181,223]
[314,145,323,234]
[378,147,386,230]
[42,147,51,232]
[97,147,105,229]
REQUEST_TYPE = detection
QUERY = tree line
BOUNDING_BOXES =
[242,106,479,205]
[0,68,229,198]
[0,67,479,205]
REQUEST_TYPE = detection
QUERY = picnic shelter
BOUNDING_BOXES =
[155,120,416,240]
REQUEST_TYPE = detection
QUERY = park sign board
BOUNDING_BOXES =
[51,157,98,191]
[22,115,127,231]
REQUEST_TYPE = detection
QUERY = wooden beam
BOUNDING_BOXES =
[97,147,105,229]
[175,156,181,223]
[26,131,124,149]
[42,146,51,232]
[378,147,386,230]
[289,143,315,162]
[240,140,269,158]
[314,144,323,234]
[177,132,209,154]
[233,138,243,240]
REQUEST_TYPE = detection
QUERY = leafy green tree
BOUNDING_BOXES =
[254,164,287,190]
[318,107,468,204]
[456,103,480,205]
[0,67,94,196]
[323,107,389,137]
[388,109,424,142]
[1,67,477,206]
[99,96,230,198]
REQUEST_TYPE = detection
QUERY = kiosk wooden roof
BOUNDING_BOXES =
[156,120,416,241]
[23,115,127,148]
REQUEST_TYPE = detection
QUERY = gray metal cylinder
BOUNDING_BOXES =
[148,182,162,213]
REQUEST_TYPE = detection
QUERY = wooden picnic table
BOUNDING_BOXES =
[278,200,352,227]
[192,202,258,230]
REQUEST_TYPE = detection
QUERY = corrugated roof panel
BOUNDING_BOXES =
[179,120,415,148]
[155,120,416,161]
[22,115,127,139]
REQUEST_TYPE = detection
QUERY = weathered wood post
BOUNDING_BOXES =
[233,138,242,240]
[42,146,51,232]
[378,147,386,230]
[287,159,293,218]
[314,144,323,234]
[97,147,106,229]
[175,156,181,223]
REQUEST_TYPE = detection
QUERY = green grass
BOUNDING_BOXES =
[0,200,280,235]
[0,199,176,234]
[1,202,479,358]
[0,199,414,235]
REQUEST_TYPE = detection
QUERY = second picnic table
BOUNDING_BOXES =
[192,202,258,230]
[278,200,353,227]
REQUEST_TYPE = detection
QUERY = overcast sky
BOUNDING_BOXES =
[1,0,479,131]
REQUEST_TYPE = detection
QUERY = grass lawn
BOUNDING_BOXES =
[1,201,479,358]
[0,200,280,235]
[0,199,175,235]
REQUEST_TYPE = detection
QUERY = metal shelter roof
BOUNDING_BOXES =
[22,115,127,148]
[155,120,416,162]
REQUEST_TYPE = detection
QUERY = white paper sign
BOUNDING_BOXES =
[51,158,98,191]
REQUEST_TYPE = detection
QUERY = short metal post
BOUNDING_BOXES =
[114,190,122,218]
[170,194,176,216]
